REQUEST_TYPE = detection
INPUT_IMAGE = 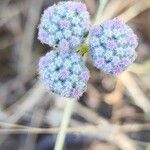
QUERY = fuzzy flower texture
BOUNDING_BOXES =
[38,1,91,53]
[39,50,89,98]
[90,18,138,75]
[38,1,138,99]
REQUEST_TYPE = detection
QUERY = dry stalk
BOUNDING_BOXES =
[1,122,150,134]
[119,72,150,113]
[18,0,43,74]
[4,81,46,123]
[23,107,45,150]
[118,0,150,22]
[99,0,135,23]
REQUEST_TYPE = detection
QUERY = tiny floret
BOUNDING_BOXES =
[89,18,138,75]
[38,50,90,98]
[38,1,91,52]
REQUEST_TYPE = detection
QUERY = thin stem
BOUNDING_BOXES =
[0,122,150,134]
[118,0,150,22]
[98,0,134,24]
[54,99,75,150]
[94,0,109,24]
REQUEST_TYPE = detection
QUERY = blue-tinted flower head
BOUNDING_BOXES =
[89,18,138,75]
[38,50,90,98]
[38,1,91,52]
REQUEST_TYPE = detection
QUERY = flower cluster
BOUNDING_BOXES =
[38,1,91,53]
[39,50,89,98]
[38,1,138,99]
[89,18,138,75]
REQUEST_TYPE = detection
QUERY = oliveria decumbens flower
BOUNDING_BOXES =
[38,1,139,99]
[89,18,138,75]
[38,1,91,53]
[38,50,90,98]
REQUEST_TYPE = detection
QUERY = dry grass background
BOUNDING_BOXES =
[0,0,150,150]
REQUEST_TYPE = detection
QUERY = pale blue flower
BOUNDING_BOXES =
[38,1,91,52]
[63,30,72,39]
[38,50,90,98]
[89,18,138,75]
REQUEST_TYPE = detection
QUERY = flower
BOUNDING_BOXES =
[38,50,90,98]
[89,18,138,75]
[38,1,91,52]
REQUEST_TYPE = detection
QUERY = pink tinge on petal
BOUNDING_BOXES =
[128,35,138,46]
[59,20,70,29]
[59,39,69,51]
[76,3,86,13]
[71,88,82,98]
[106,40,117,49]
[60,50,70,58]
[65,2,76,10]
[112,18,123,29]
[39,57,49,69]
[121,58,130,67]
[59,70,70,80]
[46,7,54,17]
[38,30,48,41]
[94,58,105,69]
[91,26,102,36]
[112,65,124,75]
[80,70,90,81]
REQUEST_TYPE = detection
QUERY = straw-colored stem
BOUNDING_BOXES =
[54,99,75,150]
[94,0,109,24]
[98,0,135,24]
[118,0,150,22]
[1,122,150,134]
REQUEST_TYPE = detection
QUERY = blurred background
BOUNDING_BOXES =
[0,0,150,150]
